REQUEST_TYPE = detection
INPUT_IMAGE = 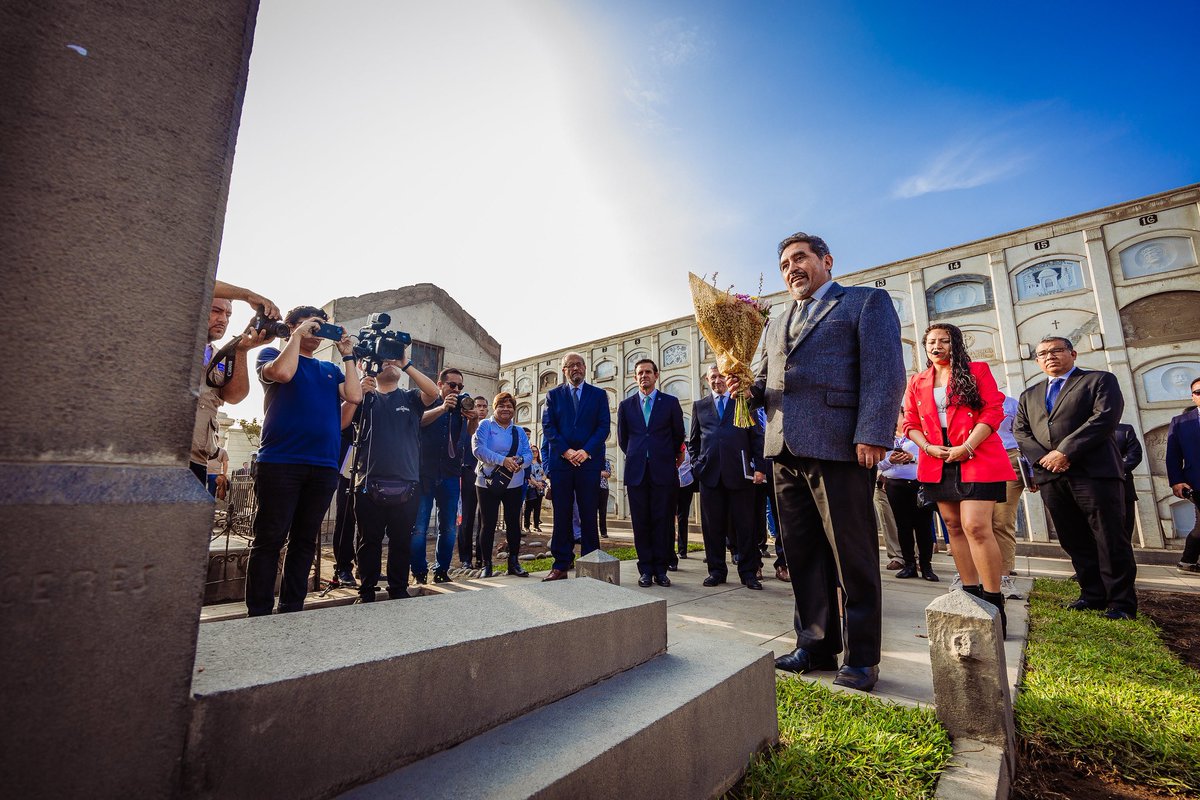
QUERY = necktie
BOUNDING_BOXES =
[786,299,810,348]
[717,395,726,419]
[642,394,652,425]
[1046,377,1065,414]
[571,386,580,416]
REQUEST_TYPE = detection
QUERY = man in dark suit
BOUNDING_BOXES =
[1014,336,1138,619]
[689,365,766,590]
[541,351,611,581]
[730,232,905,692]
[1112,423,1143,544]
[618,358,686,587]
[1166,375,1200,573]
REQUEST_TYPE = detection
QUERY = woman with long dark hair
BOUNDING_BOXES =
[903,324,1015,634]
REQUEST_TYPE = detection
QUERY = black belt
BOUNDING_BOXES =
[883,477,920,486]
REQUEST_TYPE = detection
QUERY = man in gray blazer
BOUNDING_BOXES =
[731,232,905,692]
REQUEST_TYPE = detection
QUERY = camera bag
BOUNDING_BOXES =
[483,427,520,495]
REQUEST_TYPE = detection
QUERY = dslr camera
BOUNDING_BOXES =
[252,305,290,339]
[352,312,412,376]
[453,393,474,415]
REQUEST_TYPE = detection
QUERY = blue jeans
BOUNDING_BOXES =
[410,476,461,574]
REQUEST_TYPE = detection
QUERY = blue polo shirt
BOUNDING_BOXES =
[256,348,345,469]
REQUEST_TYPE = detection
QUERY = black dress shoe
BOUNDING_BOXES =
[743,577,763,590]
[775,648,838,674]
[895,564,918,579]
[833,665,879,692]
[1067,599,1103,611]
[678,551,689,559]
[1104,608,1135,620]
[666,563,678,571]
[638,573,653,587]
[702,574,725,587]
[654,574,671,587]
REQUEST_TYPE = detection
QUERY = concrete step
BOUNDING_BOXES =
[340,638,779,800]
[183,580,666,800]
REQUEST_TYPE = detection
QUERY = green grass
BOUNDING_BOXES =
[734,679,953,799]
[495,541,704,575]
[1015,578,1200,794]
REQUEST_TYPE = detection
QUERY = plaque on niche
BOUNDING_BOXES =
[1118,236,1196,279]
[1015,259,1083,300]
[926,275,994,319]
[662,343,688,367]
[594,360,617,380]
[626,352,649,373]
[539,371,557,391]
[889,293,908,324]
[516,377,534,395]
[662,377,692,402]
[1141,361,1200,403]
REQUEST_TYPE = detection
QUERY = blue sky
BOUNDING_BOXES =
[216,1,1198,413]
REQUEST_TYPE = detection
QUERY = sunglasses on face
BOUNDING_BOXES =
[443,381,463,390]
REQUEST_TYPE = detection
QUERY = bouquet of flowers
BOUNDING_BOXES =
[688,272,770,428]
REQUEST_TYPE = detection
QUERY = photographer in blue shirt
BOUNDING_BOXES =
[246,306,362,617]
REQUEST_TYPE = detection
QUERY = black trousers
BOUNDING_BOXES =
[355,489,418,598]
[332,473,356,573]
[699,482,760,581]
[458,470,481,564]
[524,493,543,529]
[883,478,934,567]
[246,462,339,616]
[754,469,785,568]
[774,454,881,667]
[1182,496,1200,563]
[1040,475,1137,614]
[627,480,677,577]
[672,483,697,566]
[478,485,524,563]
[598,487,609,536]
[548,468,601,571]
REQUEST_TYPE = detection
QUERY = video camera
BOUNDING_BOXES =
[352,312,412,376]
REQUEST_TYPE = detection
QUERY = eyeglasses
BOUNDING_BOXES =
[443,381,463,390]
[1035,347,1070,359]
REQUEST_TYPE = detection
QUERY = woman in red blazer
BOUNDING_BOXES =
[903,323,1016,635]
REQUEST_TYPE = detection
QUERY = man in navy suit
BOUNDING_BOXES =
[618,358,686,587]
[1014,336,1137,618]
[730,232,905,692]
[541,351,611,581]
[1164,375,1200,573]
[689,365,766,590]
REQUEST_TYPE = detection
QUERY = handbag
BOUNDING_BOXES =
[483,428,520,495]
[366,478,418,507]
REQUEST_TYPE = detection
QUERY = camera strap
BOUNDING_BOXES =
[205,337,240,389]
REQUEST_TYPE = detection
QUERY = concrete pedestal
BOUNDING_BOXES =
[0,2,259,795]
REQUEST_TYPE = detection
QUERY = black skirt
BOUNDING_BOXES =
[920,460,1007,504]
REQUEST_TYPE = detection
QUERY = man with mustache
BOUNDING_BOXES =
[729,232,905,692]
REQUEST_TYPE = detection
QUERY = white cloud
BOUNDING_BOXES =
[893,138,1031,199]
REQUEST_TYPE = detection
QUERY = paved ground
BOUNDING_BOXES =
[203,526,1199,709]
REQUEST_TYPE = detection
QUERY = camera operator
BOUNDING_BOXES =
[191,287,277,484]
[344,357,439,602]
[455,396,489,569]
[411,369,481,584]
[245,306,362,617]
